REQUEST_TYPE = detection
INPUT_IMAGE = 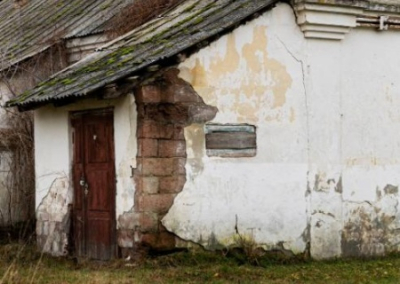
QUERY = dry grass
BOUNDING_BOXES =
[1,243,400,283]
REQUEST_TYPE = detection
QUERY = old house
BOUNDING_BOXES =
[6,0,400,260]
[0,0,170,229]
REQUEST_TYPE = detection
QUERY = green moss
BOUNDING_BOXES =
[182,2,200,13]
[100,1,112,10]
[106,58,116,64]
[106,70,115,76]
[61,78,75,85]
[119,46,135,56]
[192,16,204,25]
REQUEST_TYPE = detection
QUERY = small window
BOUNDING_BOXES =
[205,124,256,158]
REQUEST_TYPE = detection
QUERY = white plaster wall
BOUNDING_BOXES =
[165,3,309,253]
[163,3,400,258]
[34,95,137,222]
[0,81,12,128]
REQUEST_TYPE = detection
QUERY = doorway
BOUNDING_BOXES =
[71,109,116,260]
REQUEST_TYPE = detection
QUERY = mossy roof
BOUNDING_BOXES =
[6,0,278,109]
[0,0,134,71]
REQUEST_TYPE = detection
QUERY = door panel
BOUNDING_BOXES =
[86,168,111,211]
[72,110,116,260]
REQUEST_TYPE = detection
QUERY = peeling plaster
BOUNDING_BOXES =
[114,95,137,219]
[342,187,400,257]
[180,5,301,125]
[36,175,71,255]
[167,3,309,254]
[34,96,137,255]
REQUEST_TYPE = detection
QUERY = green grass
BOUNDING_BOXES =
[1,243,400,283]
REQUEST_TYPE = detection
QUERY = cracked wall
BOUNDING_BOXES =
[164,3,309,254]
[34,96,137,255]
[163,2,400,259]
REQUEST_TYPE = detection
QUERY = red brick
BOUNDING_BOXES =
[161,87,175,103]
[171,84,201,103]
[139,212,159,233]
[173,158,187,175]
[142,177,159,194]
[141,232,176,250]
[138,120,174,139]
[137,194,176,214]
[140,233,157,247]
[173,125,185,140]
[118,212,140,230]
[136,85,161,103]
[159,175,186,194]
[138,139,158,157]
[158,140,186,157]
[142,158,174,176]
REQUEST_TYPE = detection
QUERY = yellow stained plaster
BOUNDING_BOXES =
[242,26,292,109]
[209,33,240,75]
[186,25,293,123]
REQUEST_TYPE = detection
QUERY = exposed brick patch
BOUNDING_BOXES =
[173,125,185,140]
[137,194,176,214]
[128,67,217,253]
[158,140,186,157]
[173,158,187,175]
[138,138,158,157]
[159,175,186,194]
[141,232,176,250]
[142,177,159,194]
[139,212,159,233]
[136,85,161,103]
[141,158,174,176]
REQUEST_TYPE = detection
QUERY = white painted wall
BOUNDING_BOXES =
[34,95,137,224]
[167,3,309,254]
[162,3,400,258]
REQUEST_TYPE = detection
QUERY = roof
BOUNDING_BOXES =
[0,0,134,71]
[7,0,278,109]
[294,0,400,13]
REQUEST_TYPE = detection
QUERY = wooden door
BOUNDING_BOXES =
[71,110,116,260]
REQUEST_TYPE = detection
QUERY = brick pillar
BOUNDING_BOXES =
[131,68,217,251]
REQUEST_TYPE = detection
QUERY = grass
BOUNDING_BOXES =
[1,243,400,283]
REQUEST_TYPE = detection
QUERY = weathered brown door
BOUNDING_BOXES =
[71,110,116,260]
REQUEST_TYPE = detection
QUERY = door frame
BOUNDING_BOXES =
[70,107,117,259]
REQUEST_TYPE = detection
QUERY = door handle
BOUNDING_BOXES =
[80,176,89,196]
